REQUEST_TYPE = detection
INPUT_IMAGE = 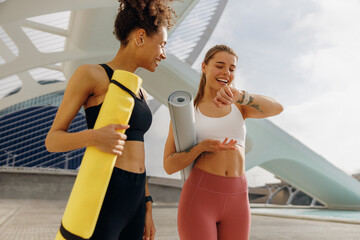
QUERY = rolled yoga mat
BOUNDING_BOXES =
[168,91,197,182]
[56,70,142,240]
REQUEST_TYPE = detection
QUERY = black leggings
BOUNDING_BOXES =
[90,167,146,240]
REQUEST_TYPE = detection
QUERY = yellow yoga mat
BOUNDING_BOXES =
[56,70,142,240]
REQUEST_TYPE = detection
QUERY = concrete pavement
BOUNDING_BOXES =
[1,199,360,240]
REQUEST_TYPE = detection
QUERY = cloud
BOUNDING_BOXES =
[205,0,360,174]
[273,0,360,174]
[292,0,360,90]
[272,88,360,174]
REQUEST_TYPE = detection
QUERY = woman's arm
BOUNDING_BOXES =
[163,123,203,175]
[142,89,156,240]
[163,123,237,175]
[45,65,128,156]
[236,93,283,119]
[143,179,155,240]
[213,85,283,119]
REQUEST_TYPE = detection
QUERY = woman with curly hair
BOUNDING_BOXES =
[46,1,176,239]
[164,45,283,239]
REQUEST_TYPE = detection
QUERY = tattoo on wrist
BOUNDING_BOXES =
[236,90,249,104]
[239,92,246,104]
[184,143,198,153]
[237,95,264,113]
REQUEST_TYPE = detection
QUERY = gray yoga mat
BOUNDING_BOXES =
[168,91,197,181]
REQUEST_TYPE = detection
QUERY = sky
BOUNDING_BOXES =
[191,0,360,175]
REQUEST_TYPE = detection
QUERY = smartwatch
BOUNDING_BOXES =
[145,195,153,203]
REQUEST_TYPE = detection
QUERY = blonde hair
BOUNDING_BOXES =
[194,44,238,107]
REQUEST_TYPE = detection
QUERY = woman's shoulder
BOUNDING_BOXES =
[65,64,110,98]
[75,64,107,79]
[70,64,109,86]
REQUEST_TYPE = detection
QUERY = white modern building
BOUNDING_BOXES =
[1,0,360,209]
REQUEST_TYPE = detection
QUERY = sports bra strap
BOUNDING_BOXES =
[99,63,114,81]
[110,80,137,100]
[100,63,142,100]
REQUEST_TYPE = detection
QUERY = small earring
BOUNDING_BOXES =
[135,38,144,47]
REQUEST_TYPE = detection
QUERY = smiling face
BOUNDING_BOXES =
[138,26,168,72]
[202,51,237,91]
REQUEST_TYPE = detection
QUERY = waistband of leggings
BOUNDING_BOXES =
[186,167,248,194]
[113,167,146,184]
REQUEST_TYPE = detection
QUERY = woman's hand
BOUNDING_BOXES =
[92,124,129,156]
[198,138,238,152]
[213,85,242,108]
[143,207,156,240]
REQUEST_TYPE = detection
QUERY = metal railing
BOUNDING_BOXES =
[0,105,86,171]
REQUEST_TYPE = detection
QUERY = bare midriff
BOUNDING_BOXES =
[114,141,146,173]
[194,145,245,177]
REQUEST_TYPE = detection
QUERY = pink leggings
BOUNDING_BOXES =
[177,167,251,240]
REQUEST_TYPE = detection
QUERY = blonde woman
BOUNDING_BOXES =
[164,45,283,240]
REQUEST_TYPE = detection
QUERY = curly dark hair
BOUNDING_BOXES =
[114,0,177,46]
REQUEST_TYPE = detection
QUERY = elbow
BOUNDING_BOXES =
[277,103,284,115]
[45,134,55,152]
[164,168,175,175]
[163,159,176,175]
[265,103,283,118]
[163,164,173,175]
[45,140,53,152]
[275,103,284,115]
[270,102,283,116]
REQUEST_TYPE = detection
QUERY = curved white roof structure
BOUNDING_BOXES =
[0,0,201,108]
[1,0,360,209]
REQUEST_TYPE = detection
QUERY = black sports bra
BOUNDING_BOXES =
[84,64,152,142]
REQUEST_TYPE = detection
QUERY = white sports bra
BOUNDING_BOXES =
[195,104,246,148]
